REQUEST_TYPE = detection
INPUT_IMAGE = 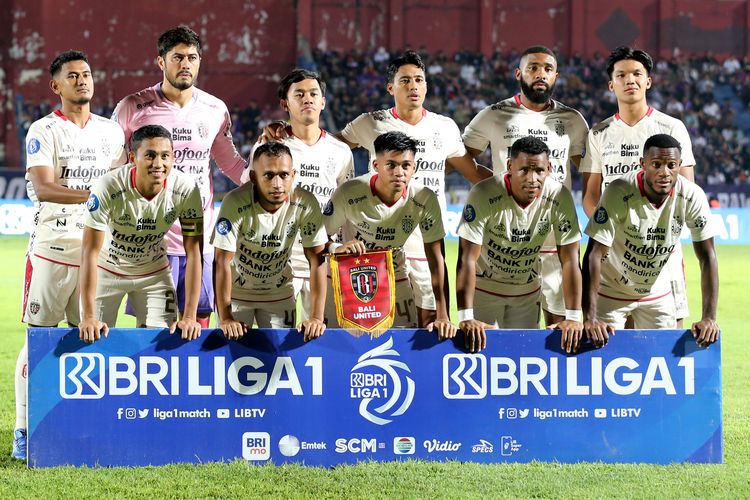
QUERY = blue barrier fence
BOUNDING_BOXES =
[28,328,722,468]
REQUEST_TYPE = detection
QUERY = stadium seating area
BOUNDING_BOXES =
[11,49,750,194]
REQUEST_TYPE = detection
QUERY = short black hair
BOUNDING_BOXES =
[520,45,557,65]
[386,50,426,83]
[50,50,89,78]
[510,136,550,158]
[252,142,292,163]
[643,134,682,153]
[131,125,173,153]
[374,131,419,157]
[606,46,653,77]
[157,25,202,58]
[278,69,326,99]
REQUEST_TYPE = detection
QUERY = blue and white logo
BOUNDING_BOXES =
[594,207,608,224]
[216,217,231,235]
[59,353,105,399]
[27,138,41,155]
[443,354,487,399]
[463,204,476,222]
[323,200,334,216]
[349,337,415,425]
[86,194,100,212]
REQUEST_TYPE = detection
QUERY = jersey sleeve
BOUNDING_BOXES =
[340,113,372,147]
[111,98,134,164]
[568,112,589,159]
[578,129,602,174]
[462,106,493,153]
[25,121,55,169]
[553,187,582,246]
[299,192,328,248]
[444,119,468,159]
[83,178,111,232]
[419,190,446,243]
[109,126,127,168]
[210,106,247,186]
[323,184,349,237]
[210,190,241,252]
[336,150,355,186]
[456,182,488,245]
[179,182,205,238]
[584,182,623,247]
[670,120,696,167]
[685,187,714,242]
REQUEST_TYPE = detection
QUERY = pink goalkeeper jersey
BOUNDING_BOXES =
[112,83,246,255]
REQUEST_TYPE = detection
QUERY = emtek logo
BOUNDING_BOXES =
[443,354,486,399]
[242,432,270,461]
[60,353,105,399]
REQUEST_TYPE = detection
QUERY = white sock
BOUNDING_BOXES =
[14,342,27,430]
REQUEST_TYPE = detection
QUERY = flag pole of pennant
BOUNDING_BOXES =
[329,249,396,337]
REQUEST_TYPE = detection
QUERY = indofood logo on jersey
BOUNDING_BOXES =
[349,337,415,425]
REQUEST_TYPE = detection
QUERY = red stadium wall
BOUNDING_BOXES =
[2,0,750,166]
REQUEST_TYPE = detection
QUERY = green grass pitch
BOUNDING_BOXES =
[0,235,747,498]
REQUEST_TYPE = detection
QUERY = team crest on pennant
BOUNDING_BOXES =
[329,249,396,338]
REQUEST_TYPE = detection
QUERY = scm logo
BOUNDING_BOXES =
[335,438,380,453]
[60,353,105,399]
[242,432,270,461]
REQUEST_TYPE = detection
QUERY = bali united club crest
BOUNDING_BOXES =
[350,265,378,303]
[197,123,209,139]
[401,216,414,234]
[554,120,565,136]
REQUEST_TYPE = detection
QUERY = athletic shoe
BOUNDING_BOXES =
[11,428,26,460]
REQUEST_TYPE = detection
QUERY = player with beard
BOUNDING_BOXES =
[459,45,589,328]
[112,26,246,329]
[13,50,125,461]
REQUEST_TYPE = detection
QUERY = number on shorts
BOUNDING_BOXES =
[165,289,177,315]
[283,309,296,328]
[395,298,414,325]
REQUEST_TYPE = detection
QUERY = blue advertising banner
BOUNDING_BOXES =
[28,328,721,468]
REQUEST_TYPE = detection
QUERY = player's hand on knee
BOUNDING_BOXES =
[299,318,326,342]
[260,121,289,143]
[691,318,720,348]
[428,317,457,341]
[219,319,247,340]
[172,317,203,341]
[459,319,488,352]
[584,319,614,348]
[78,318,108,344]
[548,320,584,353]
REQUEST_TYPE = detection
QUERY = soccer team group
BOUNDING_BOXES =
[11,25,721,460]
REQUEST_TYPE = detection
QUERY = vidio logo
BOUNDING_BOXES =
[349,337,415,425]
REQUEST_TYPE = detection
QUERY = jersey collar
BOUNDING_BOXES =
[614,106,654,124]
[390,106,427,124]
[514,94,553,112]
[370,174,407,207]
[286,125,326,145]
[53,109,92,128]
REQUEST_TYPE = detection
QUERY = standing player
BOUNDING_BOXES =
[580,46,696,327]
[112,25,246,328]
[324,131,455,339]
[242,69,353,321]
[78,125,203,341]
[213,142,328,340]
[583,134,719,347]
[13,50,124,460]
[456,137,583,353]
[460,45,589,327]
[266,50,490,327]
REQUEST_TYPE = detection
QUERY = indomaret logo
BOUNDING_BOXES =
[349,337,415,425]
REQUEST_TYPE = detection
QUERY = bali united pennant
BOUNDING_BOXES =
[329,249,396,336]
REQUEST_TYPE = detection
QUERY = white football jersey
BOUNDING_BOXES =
[340,107,465,258]
[241,129,354,278]
[462,94,588,187]
[324,175,445,279]
[210,183,327,302]
[579,107,696,190]
[585,170,712,299]
[25,111,125,266]
[85,166,203,276]
[457,175,581,296]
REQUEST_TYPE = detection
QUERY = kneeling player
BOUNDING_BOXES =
[212,142,328,341]
[324,131,455,339]
[78,125,203,342]
[583,134,720,347]
[456,136,583,353]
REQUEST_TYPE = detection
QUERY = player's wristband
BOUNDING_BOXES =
[565,309,583,322]
[328,242,342,254]
[458,309,474,322]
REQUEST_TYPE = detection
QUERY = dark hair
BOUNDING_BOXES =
[50,50,89,78]
[252,141,292,163]
[386,50,426,83]
[510,136,550,158]
[278,69,326,99]
[373,131,419,157]
[131,125,173,153]
[520,45,557,64]
[606,46,653,77]
[157,25,202,58]
[643,134,682,153]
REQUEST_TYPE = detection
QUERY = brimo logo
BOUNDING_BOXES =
[443,354,487,399]
[60,353,105,399]
[349,337,415,425]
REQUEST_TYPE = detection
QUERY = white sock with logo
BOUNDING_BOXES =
[14,343,27,430]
